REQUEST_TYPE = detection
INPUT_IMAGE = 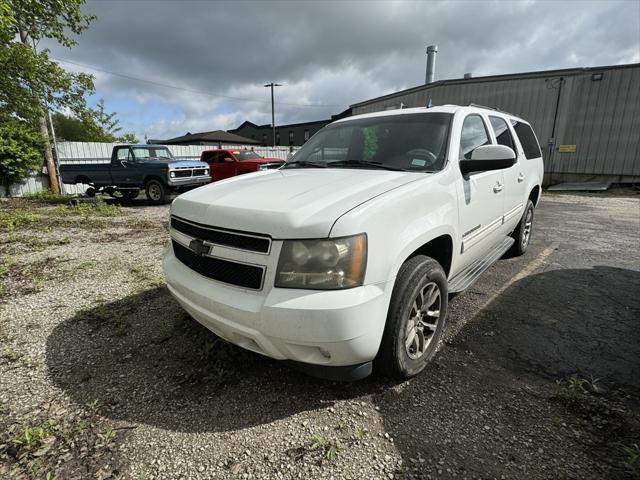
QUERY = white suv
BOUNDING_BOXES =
[163,105,544,381]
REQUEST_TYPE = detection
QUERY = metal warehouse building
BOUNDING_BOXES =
[350,63,640,185]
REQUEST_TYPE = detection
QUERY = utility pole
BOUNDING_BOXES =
[264,82,282,147]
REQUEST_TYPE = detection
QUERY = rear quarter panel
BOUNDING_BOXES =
[59,163,112,186]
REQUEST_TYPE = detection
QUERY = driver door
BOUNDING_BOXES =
[110,146,135,186]
[456,114,505,267]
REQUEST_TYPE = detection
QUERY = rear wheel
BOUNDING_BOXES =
[121,189,140,201]
[85,187,96,197]
[145,179,169,204]
[376,255,448,379]
[508,200,534,256]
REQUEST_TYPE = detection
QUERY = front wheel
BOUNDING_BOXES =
[508,199,534,256]
[376,255,448,379]
[145,179,169,204]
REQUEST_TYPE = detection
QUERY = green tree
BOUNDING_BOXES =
[52,99,139,143]
[1,0,96,191]
[0,117,44,192]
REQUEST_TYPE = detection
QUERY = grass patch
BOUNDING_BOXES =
[22,189,72,205]
[619,443,640,478]
[52,200,122,218]
[553,375,601,405]
[0,209,41,231]
[309,432,343,461]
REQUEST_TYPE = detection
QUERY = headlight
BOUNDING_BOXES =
[275,234,367,290]
[204,168,209,175]
[169,171,176,178]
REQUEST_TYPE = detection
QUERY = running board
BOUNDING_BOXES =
[448,237,515,293]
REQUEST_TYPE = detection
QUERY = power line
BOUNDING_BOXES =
[52,56,346,109]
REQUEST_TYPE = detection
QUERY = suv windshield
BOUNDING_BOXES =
[132,147,174,160]
[285,112,451,172]
[234,151,262,161]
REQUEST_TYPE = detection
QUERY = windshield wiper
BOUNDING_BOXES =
[327,160,406,171]
[282,160,327,169]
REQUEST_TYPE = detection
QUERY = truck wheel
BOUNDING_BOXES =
[508,200,534,256]
[376,255,448,379]
[85,187,96,197]
[145,180,169,204]
[122,189,140,201]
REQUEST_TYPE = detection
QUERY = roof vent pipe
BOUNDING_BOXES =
[464,72,473,79]
[425,45,438,84]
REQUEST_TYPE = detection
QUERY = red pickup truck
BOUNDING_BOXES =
[200,149,285,181]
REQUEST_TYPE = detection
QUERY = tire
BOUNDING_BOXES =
[145,179,169,205]
[122,189,140,201]
[508,199,534,256]
[85,187,96,197]
[376,255,448,379]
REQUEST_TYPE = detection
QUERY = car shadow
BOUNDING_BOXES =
[372,265,640,479]
[45,287,387,433]
[453,265,640,388]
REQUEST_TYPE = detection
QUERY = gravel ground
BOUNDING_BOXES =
[1,190,639,480]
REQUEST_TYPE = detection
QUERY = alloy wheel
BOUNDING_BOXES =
[405,282,441,360]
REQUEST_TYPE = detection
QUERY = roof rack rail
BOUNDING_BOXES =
[467,103,515,116]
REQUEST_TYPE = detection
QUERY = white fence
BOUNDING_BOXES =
[1,142,299,197]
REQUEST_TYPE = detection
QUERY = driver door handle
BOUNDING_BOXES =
[517,173,525,183]
[493,182,503,193]
[120,160,128,168]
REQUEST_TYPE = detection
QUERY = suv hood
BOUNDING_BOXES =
[171,169,422,238]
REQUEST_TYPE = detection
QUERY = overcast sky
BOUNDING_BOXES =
[46,0,640,141]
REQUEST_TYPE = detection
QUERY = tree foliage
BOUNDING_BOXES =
[52,99,139,143]
[0,117,44,189]
[1,0,96,123]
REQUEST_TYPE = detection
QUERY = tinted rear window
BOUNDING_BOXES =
[513,122,542,159]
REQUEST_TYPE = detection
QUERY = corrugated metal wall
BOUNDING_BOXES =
[352,65,639,179]
[2,143,298,197]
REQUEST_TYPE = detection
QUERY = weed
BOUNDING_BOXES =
[44,472,57,480]
[310,432,343,461]
[12,424,49,449]
[619,443,640,478]
[52,200,121,218]
[0,210,41,231]
[354,425,368,441]
[553,375,601,404]
[23,189,71,205]
[1,346,23,362]
[0,256,15,276]
[86,399,100,415]
[96,429,116,448]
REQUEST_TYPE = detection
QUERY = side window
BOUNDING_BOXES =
[219,151,231,162]
[460,115,490,159]
[512,122,542,159]
[201,152,214,163]
[489,116,515,150]
[116,148,131,161]
[304,129,310,142]
[288,131,294,145]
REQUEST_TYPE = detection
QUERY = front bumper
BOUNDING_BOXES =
[163,247,391,373]
[167,175,211,187]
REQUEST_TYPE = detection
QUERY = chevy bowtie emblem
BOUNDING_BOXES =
[189,238,209,256]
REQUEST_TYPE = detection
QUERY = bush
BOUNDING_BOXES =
[0,119,43,192]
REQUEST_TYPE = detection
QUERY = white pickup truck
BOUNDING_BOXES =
[163,104,544,381]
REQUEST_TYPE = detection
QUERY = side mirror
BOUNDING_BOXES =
[460,145,516,175]
[222,157,235,163]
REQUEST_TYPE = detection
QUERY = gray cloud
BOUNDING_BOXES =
[46,0,640,140]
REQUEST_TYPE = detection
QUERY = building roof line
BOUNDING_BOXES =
[349,62,640,108]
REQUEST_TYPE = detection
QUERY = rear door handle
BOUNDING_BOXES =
[517,173,525,183]
[493,182,503,193]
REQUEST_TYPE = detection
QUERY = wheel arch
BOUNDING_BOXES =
[529,185,541,206]
[144,175,166,187]
[405,234,453,277]
[74,175,92,185]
